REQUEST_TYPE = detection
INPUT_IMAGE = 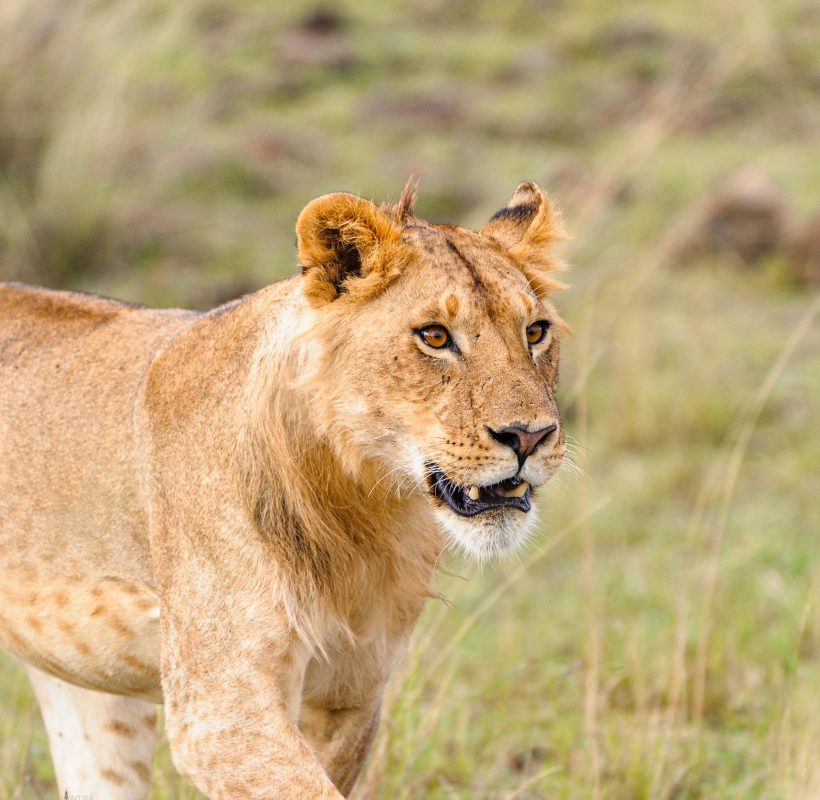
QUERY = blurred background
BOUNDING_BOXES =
[1,0,819,798]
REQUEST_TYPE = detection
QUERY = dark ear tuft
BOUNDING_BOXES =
[331,238,362,286]
[487,202,540,226]
[315,227,363,292]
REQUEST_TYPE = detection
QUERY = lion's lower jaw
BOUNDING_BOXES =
[433,504,539,562]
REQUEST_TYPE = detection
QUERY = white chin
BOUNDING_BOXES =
[432,504,539,561]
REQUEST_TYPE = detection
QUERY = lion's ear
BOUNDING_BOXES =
[482,181,564,252]
[481,181,568,297]
[296,192,402,304]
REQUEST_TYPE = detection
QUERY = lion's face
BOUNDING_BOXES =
[297,182,569,559]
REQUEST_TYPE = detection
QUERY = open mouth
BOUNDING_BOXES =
[426,463,532,517]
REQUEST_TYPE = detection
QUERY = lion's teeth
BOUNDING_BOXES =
[468,486,481,501]
[507,482,530,498]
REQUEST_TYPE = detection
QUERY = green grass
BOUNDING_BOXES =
[2,0,819,798]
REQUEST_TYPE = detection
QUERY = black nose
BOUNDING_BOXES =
[487,423,557,468]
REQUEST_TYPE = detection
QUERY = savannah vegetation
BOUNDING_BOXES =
[1,0,819,797]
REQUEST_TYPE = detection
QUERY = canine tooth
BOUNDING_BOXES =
[507,482,529,498]
[468,486,480,501]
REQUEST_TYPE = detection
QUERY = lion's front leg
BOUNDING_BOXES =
[299,699,382,796]
[299,641,406,796]
[149,506,345,798]
[160,610,344,800]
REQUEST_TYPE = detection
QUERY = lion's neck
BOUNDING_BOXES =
[234,285,442,641]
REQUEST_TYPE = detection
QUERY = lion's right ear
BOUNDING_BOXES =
[296,192,403,305]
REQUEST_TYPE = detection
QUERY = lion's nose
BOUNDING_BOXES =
[486,423,557,468]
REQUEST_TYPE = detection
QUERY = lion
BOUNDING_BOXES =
[0,180,569,799]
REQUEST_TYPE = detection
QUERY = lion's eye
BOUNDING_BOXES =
[526,320,550,346]
[418,325,451,349]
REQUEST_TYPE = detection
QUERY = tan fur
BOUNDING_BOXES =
[0,181,568,798]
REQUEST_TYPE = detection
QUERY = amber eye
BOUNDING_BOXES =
[526,320,550,346]
[418,325,451,349]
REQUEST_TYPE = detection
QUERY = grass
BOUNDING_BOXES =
[2,0,819,798]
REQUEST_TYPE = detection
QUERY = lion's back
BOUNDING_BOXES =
[0,282,196,576]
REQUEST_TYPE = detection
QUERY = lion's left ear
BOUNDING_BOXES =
[481,181,568,297]
[482,180,564,253]
[296,192,403,305]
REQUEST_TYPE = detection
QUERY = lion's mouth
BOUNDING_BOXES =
[426,463,532,517]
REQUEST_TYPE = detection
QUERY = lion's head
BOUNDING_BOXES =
[295,181,569,560]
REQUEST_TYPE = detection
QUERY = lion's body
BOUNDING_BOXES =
[0,279,437,797]
[0,182,568,798]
